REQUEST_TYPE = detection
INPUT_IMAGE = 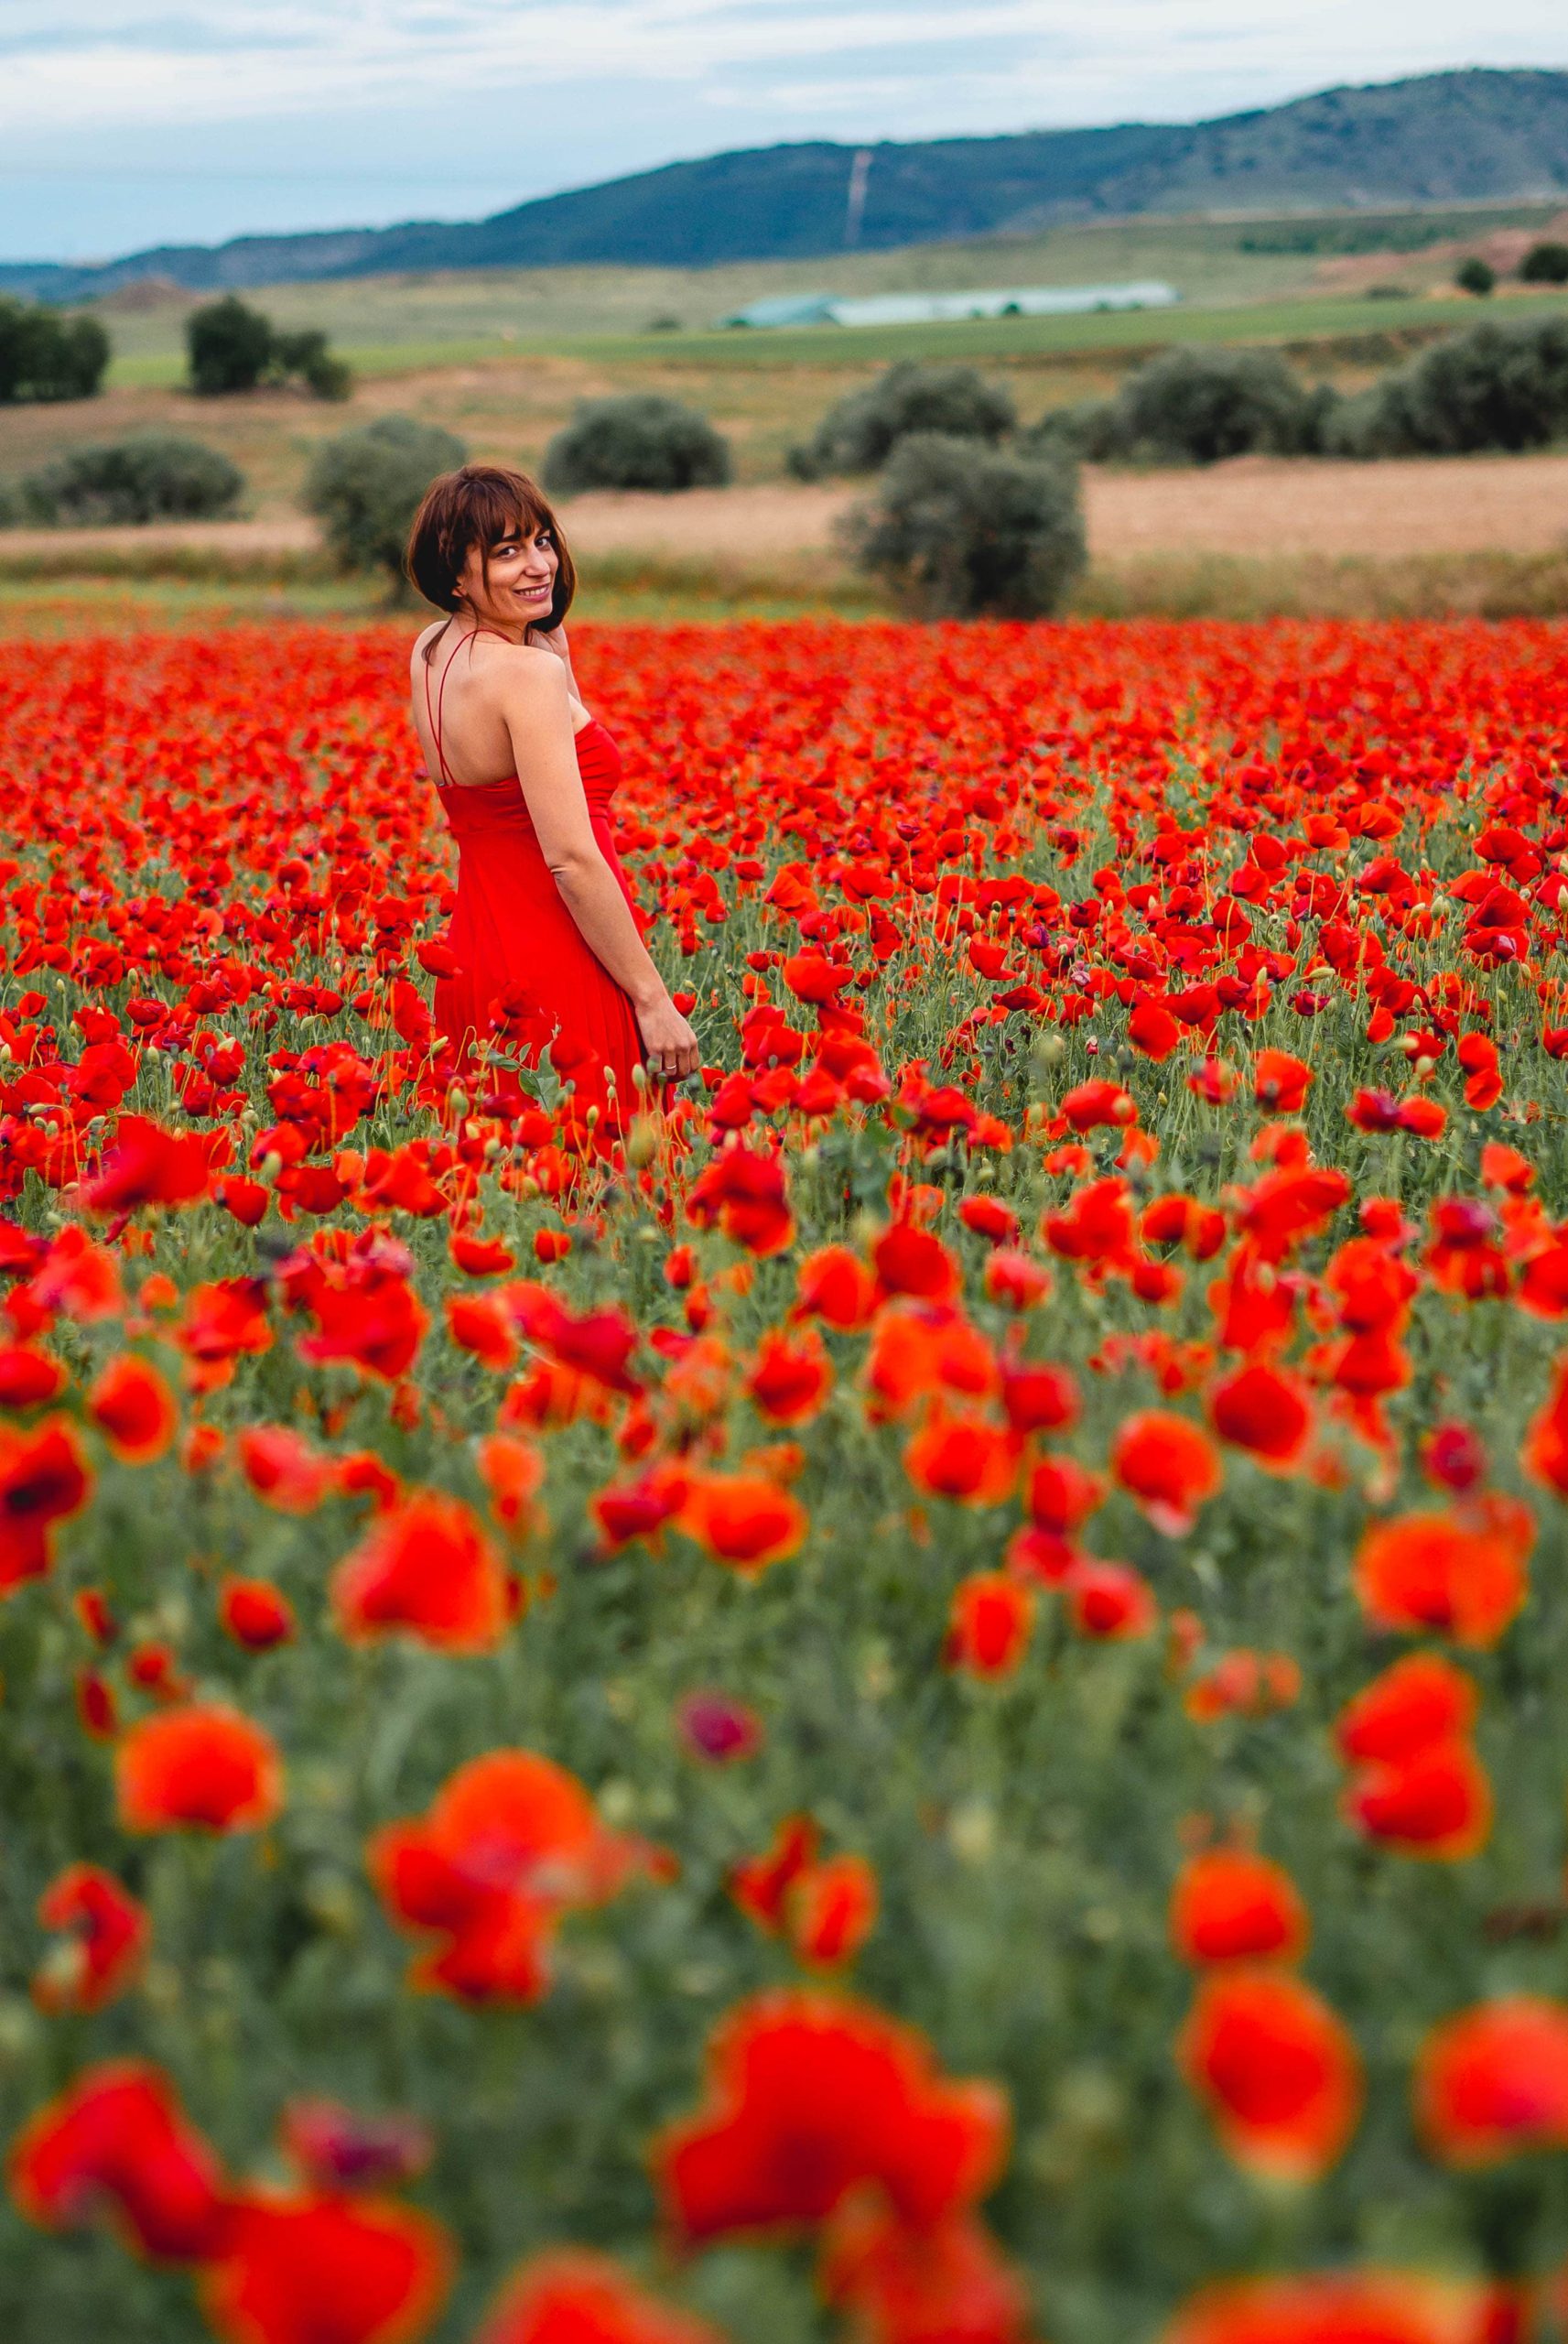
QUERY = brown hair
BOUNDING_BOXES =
[406,463,576,642]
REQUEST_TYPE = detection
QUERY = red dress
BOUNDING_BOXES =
[430,716,646,1133]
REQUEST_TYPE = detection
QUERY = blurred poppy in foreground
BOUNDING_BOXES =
[1178,1968,1361,2182]
[654,1990,1009,2242]
[116,1704,283,1835]
[472,2249,729,2344]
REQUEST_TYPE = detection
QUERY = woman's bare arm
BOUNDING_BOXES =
[496,651,698,1078]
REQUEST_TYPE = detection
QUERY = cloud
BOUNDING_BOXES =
[1,0,1561,141]
[2,1,1563,257]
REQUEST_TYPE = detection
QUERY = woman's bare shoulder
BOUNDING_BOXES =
[409,620,447,676]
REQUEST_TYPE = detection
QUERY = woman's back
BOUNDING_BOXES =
[410,623,592,791]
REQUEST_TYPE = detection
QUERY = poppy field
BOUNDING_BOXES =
[6,613,1568,2344]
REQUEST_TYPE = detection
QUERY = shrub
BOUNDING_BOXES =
[187,297,276,395]
[18,433,243,526]
[304,415,467,585]
[1325,316,1568,458]
[187,298,352,399]
[0,299,111,404]
[1455,257,1497,297]
[1104,346,1327,465]
[274,329,352,402]
[1520,241,1568,285]
[788,362,1017,479]
[840,431,1086,618]
[543,395,731,494]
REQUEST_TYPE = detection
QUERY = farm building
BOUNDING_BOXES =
[719,282,1179,329]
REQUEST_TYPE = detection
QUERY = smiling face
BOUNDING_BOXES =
[455,515,560,636]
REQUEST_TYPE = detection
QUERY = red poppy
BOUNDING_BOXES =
[0,1342,67,1409]
[116,1703,283,1834]
[874,1224,960,1305]
[904,1409,1019,1505]
[1415,1997,1568,2165]
[220,1577,297,1651]
[79,1115,215,1214]
[1207,1363,1313,1470]
[731,1814,820,1932]
[1353,1509,1530,1644]
[945,1573,1034,1677]
[820,2202,1033,2344]
[1252,1050,1314,1115]
[332,1490,510,1651]
[1521,1355,1568,1496]
[369,1749,660,2003]
[1343,1740,1493,1861]
[237,1424,338,1512]
[686,1145,795,1256]
[788,1854,880,1970]
[1169,1849,1309,1967]
[1335,1655,1478,1763]
[1178,1968,1362,2182]
[680,1471,807,1572]
[0,1416,92,1594]
[1111,1411,1223,1535]
[654,1989,1009,2241]
[1062,1559,1157,1640]
[87,1354,178,1464]
[1162,2273,1494,2344]
[746,1328,834,1425]
[794,1246,878,1329]
[472,2250,727,2344]
[8,2059,228,2261]
[33,1863,148,2013]
[200,2191,452,2344]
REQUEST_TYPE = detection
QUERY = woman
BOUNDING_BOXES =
[406,463,698,1136]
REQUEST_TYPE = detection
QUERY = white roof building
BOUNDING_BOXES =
[719,282,1179,329]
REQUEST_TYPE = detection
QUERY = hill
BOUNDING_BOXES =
[5,67,1568,302]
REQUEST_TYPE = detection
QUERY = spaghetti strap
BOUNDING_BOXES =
[423,635,456,787]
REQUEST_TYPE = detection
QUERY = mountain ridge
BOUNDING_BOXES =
[7,66,1568,304]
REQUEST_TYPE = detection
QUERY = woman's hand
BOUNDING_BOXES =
[635,992,700,1083]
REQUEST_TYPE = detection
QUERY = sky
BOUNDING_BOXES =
[2,1,1565,265]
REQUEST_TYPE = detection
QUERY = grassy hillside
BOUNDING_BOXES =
[9,69,1568,300]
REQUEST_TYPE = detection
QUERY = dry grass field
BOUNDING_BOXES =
[5,453,1563,573]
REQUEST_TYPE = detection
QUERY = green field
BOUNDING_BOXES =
[93,195,1568,385]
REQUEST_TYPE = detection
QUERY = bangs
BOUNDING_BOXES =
[406,463,577,632]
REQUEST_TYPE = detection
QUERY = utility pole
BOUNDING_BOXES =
[845,148,872,248]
